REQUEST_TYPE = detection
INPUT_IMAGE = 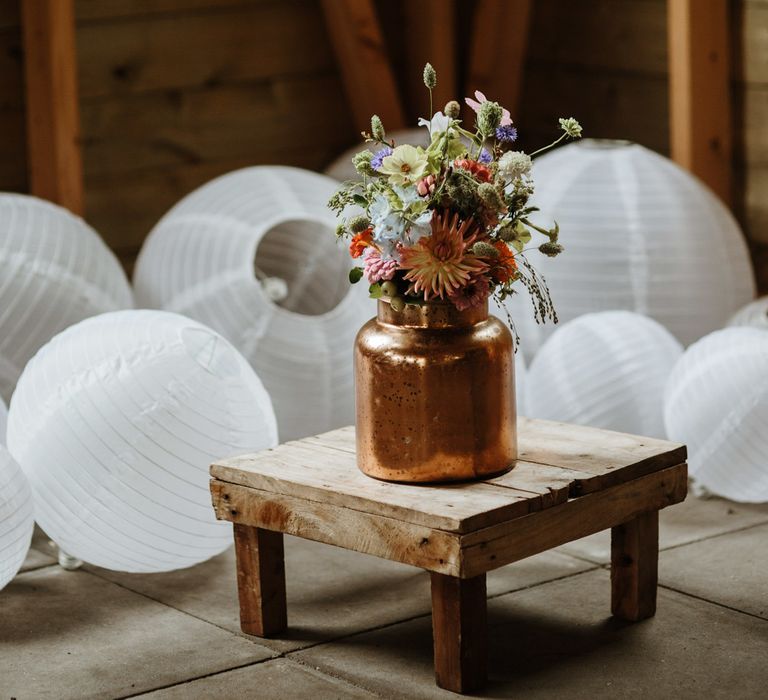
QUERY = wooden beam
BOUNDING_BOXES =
[668,0,732,205]
[465,0,532,122]
[21,0,84,214]
[405,0,456,118]
[320,0,405,135]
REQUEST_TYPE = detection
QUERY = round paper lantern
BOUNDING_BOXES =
[664,328,768,503]
[527,311,683,437]
[0,194,133,402]
[728,296,768,330]
[0,446,34,590]
[7,310,278,573]
[0,396,7,445]
[134,166,374,441]
[325,128,429,182]
[497,140,756,361]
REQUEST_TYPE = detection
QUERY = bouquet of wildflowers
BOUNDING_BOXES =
[329,63,582,331]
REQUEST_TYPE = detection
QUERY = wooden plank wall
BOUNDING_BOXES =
[0,0,766,290]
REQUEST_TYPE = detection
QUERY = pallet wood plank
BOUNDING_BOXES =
[213,441,544,534]
[459,463,687,578]
[668,0,733,204]
[21,0,84,213]
[211,480,463,576]
[611,510,659,621]
[233,524,287,637]
[320,0,405,134]
[431,572,487,693]
[517,417,687,494]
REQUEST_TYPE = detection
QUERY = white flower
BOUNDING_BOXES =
[498,151,532,180]
[418,111,452,137]
[379,144,429,186]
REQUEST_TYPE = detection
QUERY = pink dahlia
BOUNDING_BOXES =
[448,273,490,311]
[363,249,397,283]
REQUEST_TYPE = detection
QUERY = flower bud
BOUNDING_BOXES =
[381,280,398,297]
[423,62,437,89]
[390,295,406,312]
[348,215,371,233]
[371,114,385,141]
[471,241,499,258]
[539,241,564,257]
[352,150,375,176]
[444,100,461,119]
[477,101,503,136]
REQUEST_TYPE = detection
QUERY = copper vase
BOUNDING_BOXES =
[354,299,517,483]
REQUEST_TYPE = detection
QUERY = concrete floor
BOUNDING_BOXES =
[2,494,767,699]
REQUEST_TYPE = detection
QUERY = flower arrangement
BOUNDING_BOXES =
[328,63,582,332]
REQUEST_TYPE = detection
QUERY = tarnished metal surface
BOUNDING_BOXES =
[355,300,517,483]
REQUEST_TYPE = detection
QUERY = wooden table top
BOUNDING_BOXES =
[210,417,687,536]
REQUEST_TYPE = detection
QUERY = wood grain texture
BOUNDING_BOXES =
[233,524,287,637]
[320,0,405,134]
[466,0,532,120]
[211,480,463,575]
[668,0,733,204]
[611,510,659,621]
[431,572,487,693]
[213,440,549,535]
[517,417,687,494]
[459,463,687,578]
[21,0,83,213]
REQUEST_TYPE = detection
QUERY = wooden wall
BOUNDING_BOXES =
[0,0,767,290]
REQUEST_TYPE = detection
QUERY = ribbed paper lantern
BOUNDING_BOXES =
[0,396,6,445]
[514,350,528,416]
[325,129,429,182]
[0,194,133,401]
[498,140,756,361]
[527,311,682,437]
[0,446,34,590]
[728,296,768,330]
[664,328,768,503]
[7,310,278,573]
[134,166,373,441]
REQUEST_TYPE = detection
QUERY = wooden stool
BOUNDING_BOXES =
[210,418,687,694]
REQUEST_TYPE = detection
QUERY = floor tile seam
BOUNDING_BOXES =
[656,583,768,622]
[656,518,768,553]
[116,656,279,699]
[281,655,384,698]
[84,567,276,645]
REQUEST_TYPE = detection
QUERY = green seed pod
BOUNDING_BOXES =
[352,150,375,176]
[471,241,499,258]
[390,295,406,312]
[444,100,461,119]
[371,114,385,141]
[348,215,371,233]
[423,62,437,89]
[381,280,398,297]
[539,241,564,257]
[477,101,503,136]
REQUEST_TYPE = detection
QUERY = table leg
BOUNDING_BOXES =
[611,510,659,621]
[233,524,287,637]
[430,572,487,693]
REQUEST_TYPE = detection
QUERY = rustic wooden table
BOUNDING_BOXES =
[210,418,688,694]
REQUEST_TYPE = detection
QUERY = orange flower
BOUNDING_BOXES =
[349,228,373,258]
[400,211,487,300]
[490,240,518,283]
[454,158,492,183]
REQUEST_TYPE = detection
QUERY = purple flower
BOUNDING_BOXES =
[371,146,393,171]
[478,148,493,164]
[495,125,518,143]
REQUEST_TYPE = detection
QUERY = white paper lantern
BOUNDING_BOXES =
[0,396,7,446]
[0,446,34,590]
[7,310,278,573]
[513,350,528,416]
[134,166,374,441]
[728,296,768,330]
[497,140,756,361]
[527,311,682,438]
[325,128,430,182]
[0,194,134,402]
[664,327,768,503]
